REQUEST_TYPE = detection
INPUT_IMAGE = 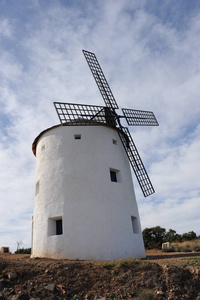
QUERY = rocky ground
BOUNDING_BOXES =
[0,251,200,300]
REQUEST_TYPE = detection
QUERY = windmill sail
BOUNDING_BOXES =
[118,127,155,197]
[54,102,117,126]
[122,108,159,126]
[82,50,118,110]
[54,50,159,197]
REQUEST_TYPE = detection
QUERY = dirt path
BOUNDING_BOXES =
[146,249,200,268]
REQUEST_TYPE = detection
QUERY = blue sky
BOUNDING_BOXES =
[0,0,200,252]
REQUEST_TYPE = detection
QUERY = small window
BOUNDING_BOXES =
[56,219,63,235]
[48,217,63,236]
[131,216,139,234]
[110,168,121,182]
[112,139,117,145]
[110,170,117,182]
[41,144,45,151]
[35,181,39,196]
[74,134,81,140]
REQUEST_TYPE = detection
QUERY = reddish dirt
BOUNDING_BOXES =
[0,250,200,299]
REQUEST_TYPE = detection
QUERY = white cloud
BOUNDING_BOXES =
[0,0,200,252]
[0,18,12,37]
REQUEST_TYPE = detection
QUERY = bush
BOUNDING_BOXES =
[15,248,31,254]
[173,245,181,252]
[181,248,192,252]
[182,231,197,241]
[193,245,200,252]
[162,248,175,253]
[173,239,200,252]
[181,244,192,252]
[136,290,156,300]
[142,226,166,249]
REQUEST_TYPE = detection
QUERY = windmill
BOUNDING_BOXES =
[31,50,158,260]
[54,50,159,197]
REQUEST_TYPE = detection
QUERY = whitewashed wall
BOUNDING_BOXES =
[32,125,145,260]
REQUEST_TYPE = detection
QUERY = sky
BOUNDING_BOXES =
[0,0,200,253]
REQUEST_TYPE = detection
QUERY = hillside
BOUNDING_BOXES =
[0,251,200,299]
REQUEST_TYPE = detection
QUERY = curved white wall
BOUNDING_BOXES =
[32,125,145,260]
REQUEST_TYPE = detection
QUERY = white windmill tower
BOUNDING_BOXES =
[31,50,158,260]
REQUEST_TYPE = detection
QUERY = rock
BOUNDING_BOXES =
[190,267,195,273]
[157,291,164,295]
[10,296,19,300]
[8,272,17,280]
[44,283,55,292]
[196,269,200,275]
[163,265,168,269]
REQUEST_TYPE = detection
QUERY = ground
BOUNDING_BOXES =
[0,250,200,299]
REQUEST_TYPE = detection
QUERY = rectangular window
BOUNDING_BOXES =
[131,216,139,234]
[110,170,117,182]
[112,139,117,145]
[56,219,63,235]
[74,134,81,140]
[48,217,63,236]
[35,181,39,196]
[110,168,121,182]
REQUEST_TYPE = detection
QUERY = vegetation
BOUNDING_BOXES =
[181,257,200,261]
[181,231,197,241]
[142,226,199,250]
[142,226,167,249]
[15,248,31,254]
[172,239,200,252]
[136,290,156,300]
[103,258,146,270]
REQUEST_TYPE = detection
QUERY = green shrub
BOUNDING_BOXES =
[15,248,31,254]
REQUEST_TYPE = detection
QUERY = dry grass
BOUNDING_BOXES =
[172,239,200,252]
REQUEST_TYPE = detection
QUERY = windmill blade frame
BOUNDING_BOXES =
[53,50,159,197]
[117,127,155,197]
[82,50,119,110]
[54,102,117,126]
[122,108,159,126]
